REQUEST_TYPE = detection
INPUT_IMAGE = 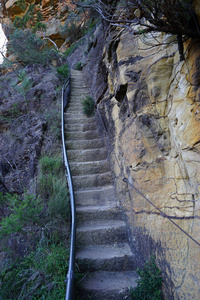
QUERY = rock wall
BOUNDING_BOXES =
[0,0,75,47]
[82,23,200,299]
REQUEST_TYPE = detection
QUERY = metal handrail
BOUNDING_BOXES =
[61,76,76,300]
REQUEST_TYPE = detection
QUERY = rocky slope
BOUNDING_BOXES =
[0,65,61,194]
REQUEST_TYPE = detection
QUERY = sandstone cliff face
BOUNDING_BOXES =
[1,0,74,47]
[82,24,200,299]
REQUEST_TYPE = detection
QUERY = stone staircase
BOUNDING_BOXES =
[64,69,138,299]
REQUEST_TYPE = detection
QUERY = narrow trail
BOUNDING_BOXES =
[64,69,138,299]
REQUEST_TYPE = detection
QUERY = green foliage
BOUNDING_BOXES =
[0,154,71,298]
[39,155,62,175]
[75,62,82,70]
[14,3,46,33]
[10,29,53,66]
[56,64,70,81]
[82,95,95,116]
[38,155,70,221]
[48,177,69,220]
[44,108,61,141]
[0,193,43,239]
[16,74,32,97]
[16,0,27,11]
[0,240,69,300]
[130,256,163,300]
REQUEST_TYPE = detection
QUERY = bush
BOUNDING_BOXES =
[9,29,53,66]
[39,155,62,175]
[130,256,163,299]
[0,193,43,240]
[0,154,71,299]
[38,155,70,221]
[56,64,70,81]
[75,62,82,70]
[82,95,95,116]
[48,177,70,221]
[0,240,69,300]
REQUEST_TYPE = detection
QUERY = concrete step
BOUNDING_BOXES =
[76,205,122,223]
[75,186,116,206]
[65,123,97,131]
[72,172,113,190]
[64,111,85,117]
[66,138,106,150]
[67,148,108,162]
[76,220,127,246]
[65,130,102,140]
[69,160,110,175]
[76,243,135,272]
[64,115,96,123]
[77,270,138,300]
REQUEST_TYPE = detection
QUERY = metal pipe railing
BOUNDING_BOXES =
[61,76,76,300]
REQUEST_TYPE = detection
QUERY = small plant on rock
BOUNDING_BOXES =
[56,64,70,82]
[81,95,95,117]
[130,256,163,300]
[75,62,82,70]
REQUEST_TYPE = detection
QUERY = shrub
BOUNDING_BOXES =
[44,108,61,142]
[82,95,95,116]
[75,62,82,70]
[56,64,70,81]
[38,155,70,221]
[130,256,163,299]
[38,155,62,198]
[39,155,62,175]
[0,240,69,300]
[9,29,53,66]
[48,177,70,221]
[13,2,46,33]
[0,193,43,240]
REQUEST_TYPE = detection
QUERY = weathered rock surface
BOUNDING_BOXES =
[78,22,200,299]
[1,0,75,47]
[0,65,61,194]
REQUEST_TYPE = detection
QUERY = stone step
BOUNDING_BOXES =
[64,111,84,117]
[65,123,97,132]
[72,172,113,190]
[69,90,90,94]
[66,106,82,111]
[69,85,89,89]
[77,270,138,300]
[69,160,110,175]
[65,130,102,140]
[67,148,108,162]
[64,115,95,124]
[76,220,127,246]
[66,138,106,150]
[76,243,134,272]
[75,186,116,206]
[76,205,122,223]
[66,107,82,112]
